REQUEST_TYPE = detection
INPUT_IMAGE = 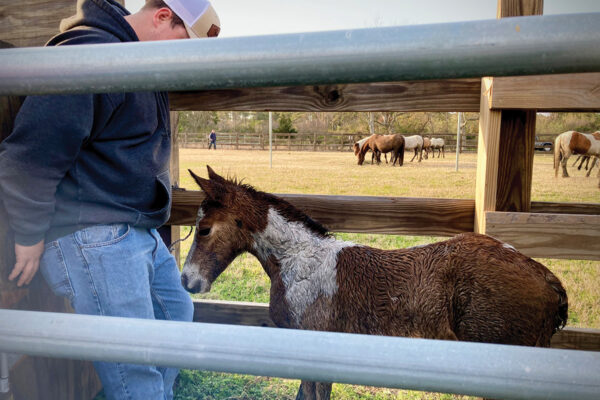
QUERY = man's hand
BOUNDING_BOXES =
[9,240,45,287]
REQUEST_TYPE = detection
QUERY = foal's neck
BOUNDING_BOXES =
[251,207,353,325]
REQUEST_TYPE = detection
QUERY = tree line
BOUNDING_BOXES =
[177,111,600,138]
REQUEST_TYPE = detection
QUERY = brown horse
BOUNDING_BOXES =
[357,134,405,166]
[182,166,568,400]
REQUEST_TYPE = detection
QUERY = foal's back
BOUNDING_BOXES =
[331,233,567,347]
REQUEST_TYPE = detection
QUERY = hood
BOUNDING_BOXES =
[57,0,137,43]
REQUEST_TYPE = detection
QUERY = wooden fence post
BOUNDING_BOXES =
[475,0,541,233]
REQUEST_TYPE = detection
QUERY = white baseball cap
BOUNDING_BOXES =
[164,0,221,38]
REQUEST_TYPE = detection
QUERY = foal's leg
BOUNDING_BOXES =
[586,157,598,177]
[297,381,332,400]
[410,148,417,162]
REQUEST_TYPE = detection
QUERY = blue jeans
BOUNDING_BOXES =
[208,140,216,149]
[39,224,194,400]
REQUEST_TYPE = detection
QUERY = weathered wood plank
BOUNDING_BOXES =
[168,79,482,112]
[495,109,536,212]
[485,212,600,260]
[0,1,124,48]
[551,327,600,352]
[193,300,600,352]
[169,191,475,237]
[530,201,600,216]
[497,0,544,18]
[489,73,600,111]
[193,299,276,328]
[474,77,502,233]
[169,112,181,265]
[475,0,542,233]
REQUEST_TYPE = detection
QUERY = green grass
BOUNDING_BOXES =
[174,149,598,400]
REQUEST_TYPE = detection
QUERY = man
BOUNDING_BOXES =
[0,0,219,399]
[208,129,217,149]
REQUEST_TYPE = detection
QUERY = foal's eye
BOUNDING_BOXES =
[236,219,243,228]
[197,227,211,236]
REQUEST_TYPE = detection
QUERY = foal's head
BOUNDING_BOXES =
[181,166,268,293]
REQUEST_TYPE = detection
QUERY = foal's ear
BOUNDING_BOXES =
[188,169,225,202]
[206,165,227,183]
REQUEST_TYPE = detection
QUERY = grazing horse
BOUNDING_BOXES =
[422,137,432,160]
[430,137,446,158]
[554,130,600,177]
[357,134,405,166]
[403,135,424,162]
[353,135,386,164]
[182,166,568,400]
[571,154,599,177]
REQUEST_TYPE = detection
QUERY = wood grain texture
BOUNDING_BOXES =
[489,73,600,111]
[168,79,482,112]
[193,300,600,351]
[497,0,543,18]
[495,109,536,212]
[475,78,502,233]
[169,112,181,264]
[169,191,475,236]
[530,201,600,216]
[193,299,276,327]
[0,0,124,48]
[485,212,600,260]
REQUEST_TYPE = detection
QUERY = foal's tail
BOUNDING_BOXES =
[547,271,568,334]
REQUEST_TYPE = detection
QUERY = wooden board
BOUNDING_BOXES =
[474,77,502,233]
[495,109,536,212]
[169,79,482,112]
[0,0,124,48]
[530,201,600,216]
[489,73,600,111]
[485,211,600,260]
[475,0,543,233]
[497,0,544,18]
[192,300,600,352]
[169,191,476,237]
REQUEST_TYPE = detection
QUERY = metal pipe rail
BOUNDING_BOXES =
[1,13,600,96]
[0,310,599,400]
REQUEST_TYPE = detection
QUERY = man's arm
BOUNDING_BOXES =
[0,94,98,285]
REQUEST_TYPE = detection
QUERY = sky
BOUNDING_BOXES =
[125,0,600,38]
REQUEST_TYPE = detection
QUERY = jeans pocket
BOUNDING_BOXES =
[39,242,75,301]
[74,224,131,248]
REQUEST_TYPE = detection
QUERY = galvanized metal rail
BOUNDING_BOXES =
[0,310,599,400]
[1,13,600,95]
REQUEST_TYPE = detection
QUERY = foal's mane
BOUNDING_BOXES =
[230,178,331,238]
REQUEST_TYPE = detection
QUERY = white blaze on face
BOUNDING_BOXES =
[182,206,210,291]
[252,208,354,326]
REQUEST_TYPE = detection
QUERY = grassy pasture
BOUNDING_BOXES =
[175,149,599,400]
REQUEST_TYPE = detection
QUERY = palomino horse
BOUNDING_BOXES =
[403,134,424,162]
[357,134,405,166]
[554,130,600,177]
[182,167,568,400]
[353,135,386,164]
[430,137,446,158]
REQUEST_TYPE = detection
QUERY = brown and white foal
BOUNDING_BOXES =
[182,166,568,400]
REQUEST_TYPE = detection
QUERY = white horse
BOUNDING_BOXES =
[403,135,424,162]
[430,138,446,158]
[554,131,600,178]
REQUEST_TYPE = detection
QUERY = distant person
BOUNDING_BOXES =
[208,129,217,149]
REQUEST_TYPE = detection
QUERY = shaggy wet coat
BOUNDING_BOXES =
[182,166,568,400]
